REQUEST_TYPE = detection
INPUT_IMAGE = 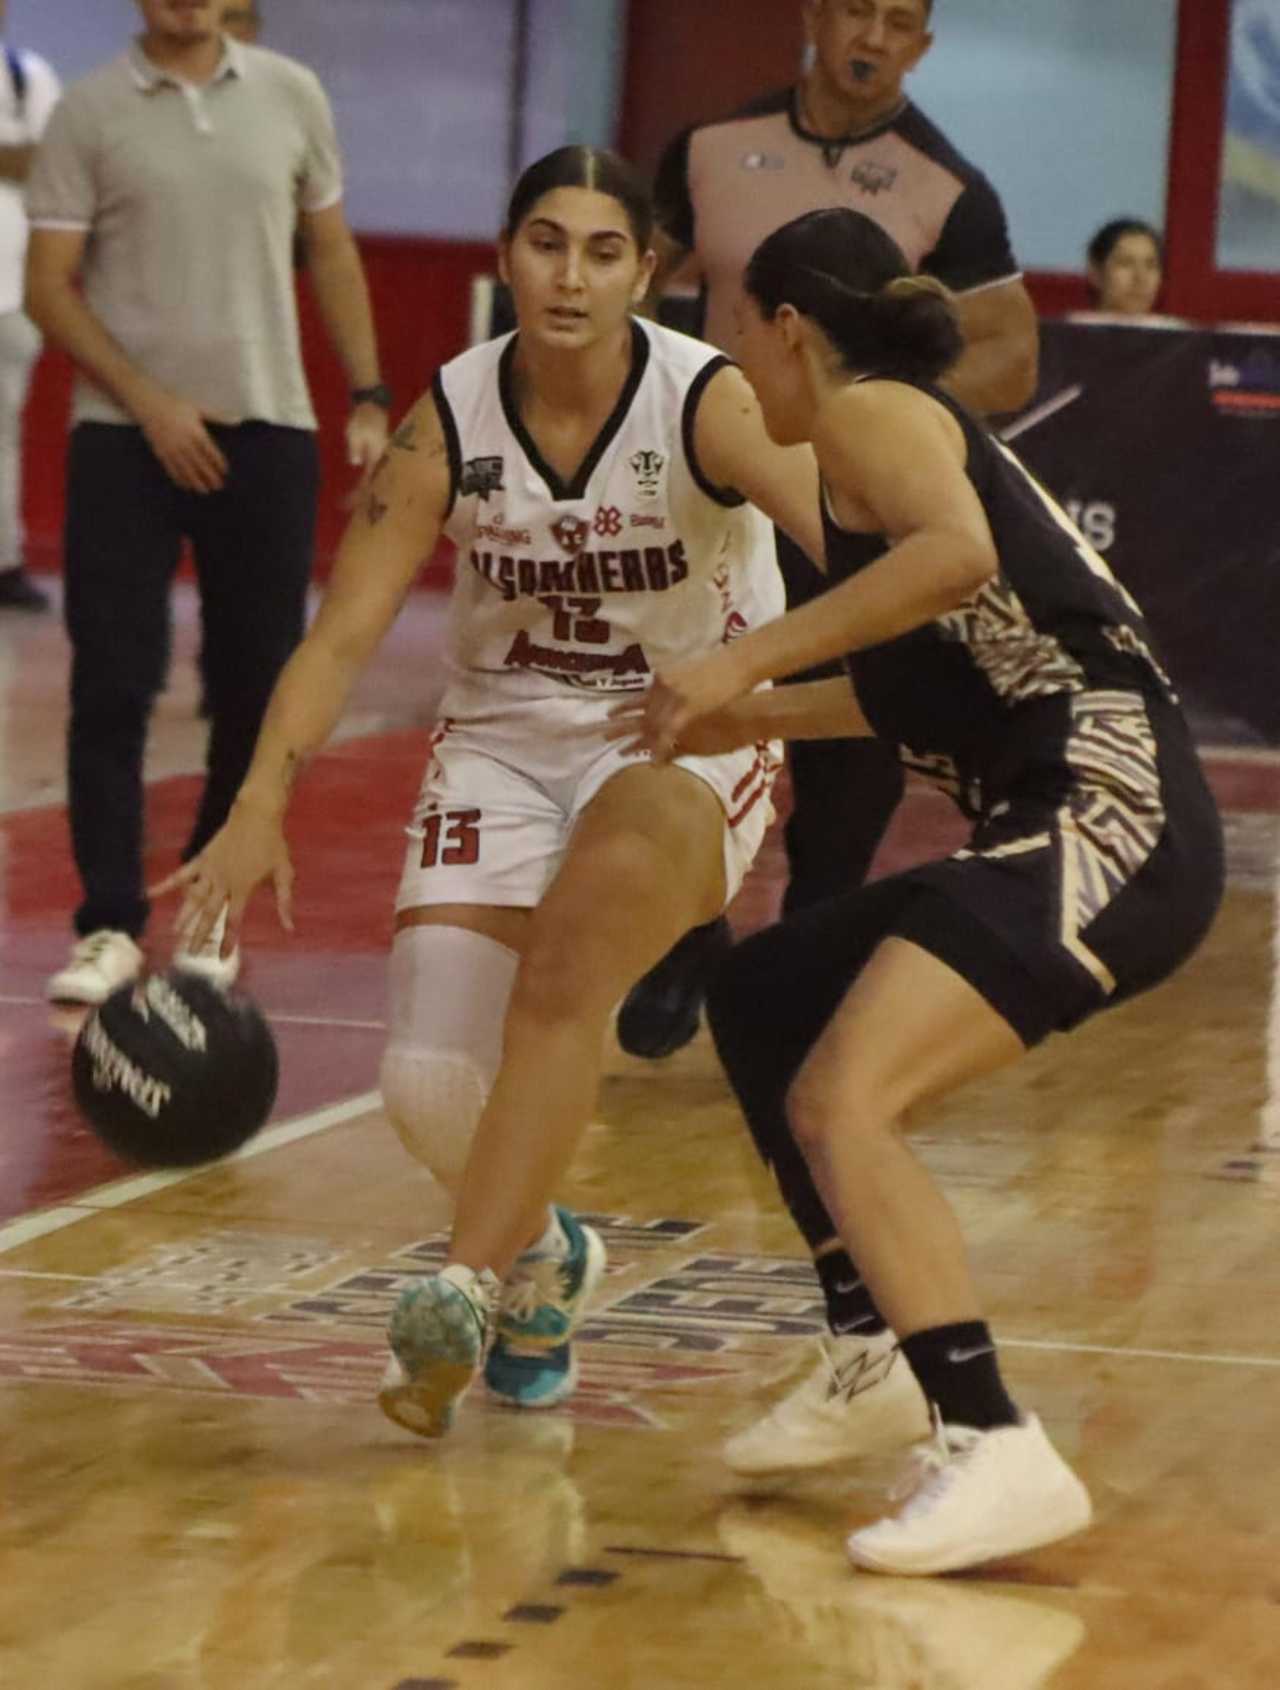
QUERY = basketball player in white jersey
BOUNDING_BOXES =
[159,146,824,1438]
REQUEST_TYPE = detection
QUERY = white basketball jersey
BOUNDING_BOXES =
[433,318,784,702]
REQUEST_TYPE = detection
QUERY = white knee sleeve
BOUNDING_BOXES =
[379,925,519,1196]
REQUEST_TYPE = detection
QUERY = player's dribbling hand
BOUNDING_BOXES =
[150,794,296,953]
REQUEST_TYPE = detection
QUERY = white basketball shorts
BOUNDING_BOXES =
[394,688,781,914]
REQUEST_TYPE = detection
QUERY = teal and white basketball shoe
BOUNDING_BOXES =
[485,1208,606,1409]
[378,1262,499,1439]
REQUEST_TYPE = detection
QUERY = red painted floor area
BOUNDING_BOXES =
[2,586,1277,1225]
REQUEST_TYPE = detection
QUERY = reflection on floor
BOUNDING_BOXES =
[2,581,1279,1687]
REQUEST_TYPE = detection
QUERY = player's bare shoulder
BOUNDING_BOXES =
[814,379,966,477]
[689,361,776,485]
[695,360,763,430]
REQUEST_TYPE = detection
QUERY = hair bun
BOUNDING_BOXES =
[881,275,952,305]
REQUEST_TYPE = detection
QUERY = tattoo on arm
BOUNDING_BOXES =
[358,409,444,530]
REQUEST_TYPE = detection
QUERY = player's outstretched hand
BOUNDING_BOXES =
[609,647,754,761]
[150,795,295,952]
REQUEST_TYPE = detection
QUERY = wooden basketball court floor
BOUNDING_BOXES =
[2,583,1279,1689]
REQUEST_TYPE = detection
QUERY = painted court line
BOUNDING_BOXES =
[0,1090,379,1256]
[0,993,386,1033]
[1003,1337,1280,1370]
[0,1208,99,1254]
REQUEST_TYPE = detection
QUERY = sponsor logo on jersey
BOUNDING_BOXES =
[594,505,623,537]
[630,513,666,530]
[629,449,665,497]
[460,455,505,499]
[469,540,690,603]
[550,514,591,554]
[850,159,897,195]
[503,631,651,689]
[476,516,533,546]
[741,151,785,171]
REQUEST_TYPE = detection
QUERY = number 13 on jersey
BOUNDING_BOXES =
[419,808,481,868]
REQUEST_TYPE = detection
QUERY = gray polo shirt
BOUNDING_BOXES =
[27,37,343,429]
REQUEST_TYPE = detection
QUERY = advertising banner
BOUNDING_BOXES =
[1012,318,1280,744]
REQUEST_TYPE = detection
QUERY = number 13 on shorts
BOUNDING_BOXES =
[419,808,482,868]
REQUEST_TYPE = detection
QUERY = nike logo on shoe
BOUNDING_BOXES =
[827,1344,899,1402]
[946,1344,996,1364]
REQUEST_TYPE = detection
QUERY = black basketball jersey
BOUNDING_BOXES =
[822,379,1177,819]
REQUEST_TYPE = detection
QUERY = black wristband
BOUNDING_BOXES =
[351,382,393,410]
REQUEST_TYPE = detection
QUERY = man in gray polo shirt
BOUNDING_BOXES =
[27,0,389,1004]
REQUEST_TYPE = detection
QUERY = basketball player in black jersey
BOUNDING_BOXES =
[614,207,1223,1575]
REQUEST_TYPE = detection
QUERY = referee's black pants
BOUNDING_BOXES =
[63,421,319,939]
[774,531,905,914]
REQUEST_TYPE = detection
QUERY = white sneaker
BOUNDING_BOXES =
[724,1328,932,1477]
[846,1412,1093,1576]
[46,930,143,1005]
[173,905,240,989]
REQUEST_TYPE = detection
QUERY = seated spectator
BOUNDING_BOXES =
[1085,219,1164,317]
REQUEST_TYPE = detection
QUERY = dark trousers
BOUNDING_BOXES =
[774,530,905,915]
[64,422,319,938]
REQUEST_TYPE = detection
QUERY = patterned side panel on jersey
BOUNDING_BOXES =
[1055,691,1165,989]
[935,576,1087,705]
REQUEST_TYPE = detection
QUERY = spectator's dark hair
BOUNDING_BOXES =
[744,208,963,383]
[1086,218,1163,272]
[504,146,654,250]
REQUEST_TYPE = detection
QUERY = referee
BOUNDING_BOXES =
[618,0,1038,1058]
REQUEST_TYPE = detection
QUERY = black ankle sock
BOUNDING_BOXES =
[815,1249,888,1338]
[899,1321,1020,1431]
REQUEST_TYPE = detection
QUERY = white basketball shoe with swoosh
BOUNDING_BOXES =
[847,1411,1093,1575]
[723,1327,932,1477]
